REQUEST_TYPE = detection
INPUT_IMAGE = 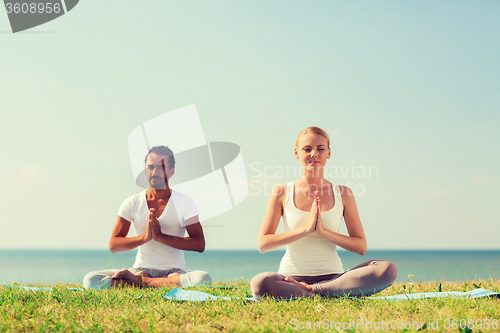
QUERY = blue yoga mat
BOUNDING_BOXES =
[164,287,257,301]
[369,288,500,300]
[6,285,499,301]
[163,287,500,302]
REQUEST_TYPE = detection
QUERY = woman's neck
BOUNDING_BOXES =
[297,176,328,188]
[300,167,327,185]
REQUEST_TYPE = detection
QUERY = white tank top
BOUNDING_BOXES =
[277,181,344,276]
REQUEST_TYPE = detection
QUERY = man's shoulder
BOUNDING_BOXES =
[170,189,198,220]
[171,189,193,201]
[170,189,197,210]
[120,190,145,207]
[117,190,145,219]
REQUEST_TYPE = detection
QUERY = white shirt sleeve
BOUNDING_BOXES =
[177,192,199,227]
[117,195,135,223]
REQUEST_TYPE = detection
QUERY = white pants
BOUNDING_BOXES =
[83,267,212,289]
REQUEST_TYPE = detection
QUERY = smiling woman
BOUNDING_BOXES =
[250,126,397,299]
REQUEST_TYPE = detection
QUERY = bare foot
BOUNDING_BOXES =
[284,276,313,292]
[166,273,182,287]
[112,269,149,287]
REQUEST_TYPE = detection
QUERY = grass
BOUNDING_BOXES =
[0,279,499,332]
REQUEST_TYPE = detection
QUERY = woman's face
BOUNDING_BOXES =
[294,133,331,171]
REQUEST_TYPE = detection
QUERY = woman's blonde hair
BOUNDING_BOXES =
[295,126,330,148]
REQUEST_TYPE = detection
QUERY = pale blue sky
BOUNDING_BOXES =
[1,1,499,250]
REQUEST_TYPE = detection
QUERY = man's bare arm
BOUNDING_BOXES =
[150,211,205,253]
[109,216,152,253]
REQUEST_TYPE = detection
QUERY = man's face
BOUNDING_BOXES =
[145,153,173,189]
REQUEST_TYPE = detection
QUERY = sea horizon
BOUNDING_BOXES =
[1,249,499,284]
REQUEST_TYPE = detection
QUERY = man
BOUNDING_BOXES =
[83,146,212,289]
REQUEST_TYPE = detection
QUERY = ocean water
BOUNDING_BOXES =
[0,249,499,284]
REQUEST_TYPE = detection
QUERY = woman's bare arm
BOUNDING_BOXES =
[316,186,367,255]
[257,185,317,253]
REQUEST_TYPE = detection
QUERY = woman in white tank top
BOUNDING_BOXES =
[250,127,397,299]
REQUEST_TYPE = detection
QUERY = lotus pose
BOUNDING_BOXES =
[83,146,211,289]
[250,127,397,299]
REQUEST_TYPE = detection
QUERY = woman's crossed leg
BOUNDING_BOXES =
[251,260,397,300]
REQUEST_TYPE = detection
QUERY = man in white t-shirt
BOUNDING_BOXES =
[83,146,212,289]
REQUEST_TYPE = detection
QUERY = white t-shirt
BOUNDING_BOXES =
[117,189,199,270]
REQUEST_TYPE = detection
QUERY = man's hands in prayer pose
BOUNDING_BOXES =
[148,208,162,241]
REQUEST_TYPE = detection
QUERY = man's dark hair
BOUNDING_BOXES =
[144,146,175,169]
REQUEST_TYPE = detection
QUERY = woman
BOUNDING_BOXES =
[251,127,397,299]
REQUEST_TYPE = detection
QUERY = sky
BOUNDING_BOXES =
[0,1,499,250]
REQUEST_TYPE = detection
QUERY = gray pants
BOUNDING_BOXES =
[83,267,212,290]
[251,260,397,299]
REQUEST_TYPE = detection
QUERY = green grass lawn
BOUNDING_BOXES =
[1,279,499,332]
